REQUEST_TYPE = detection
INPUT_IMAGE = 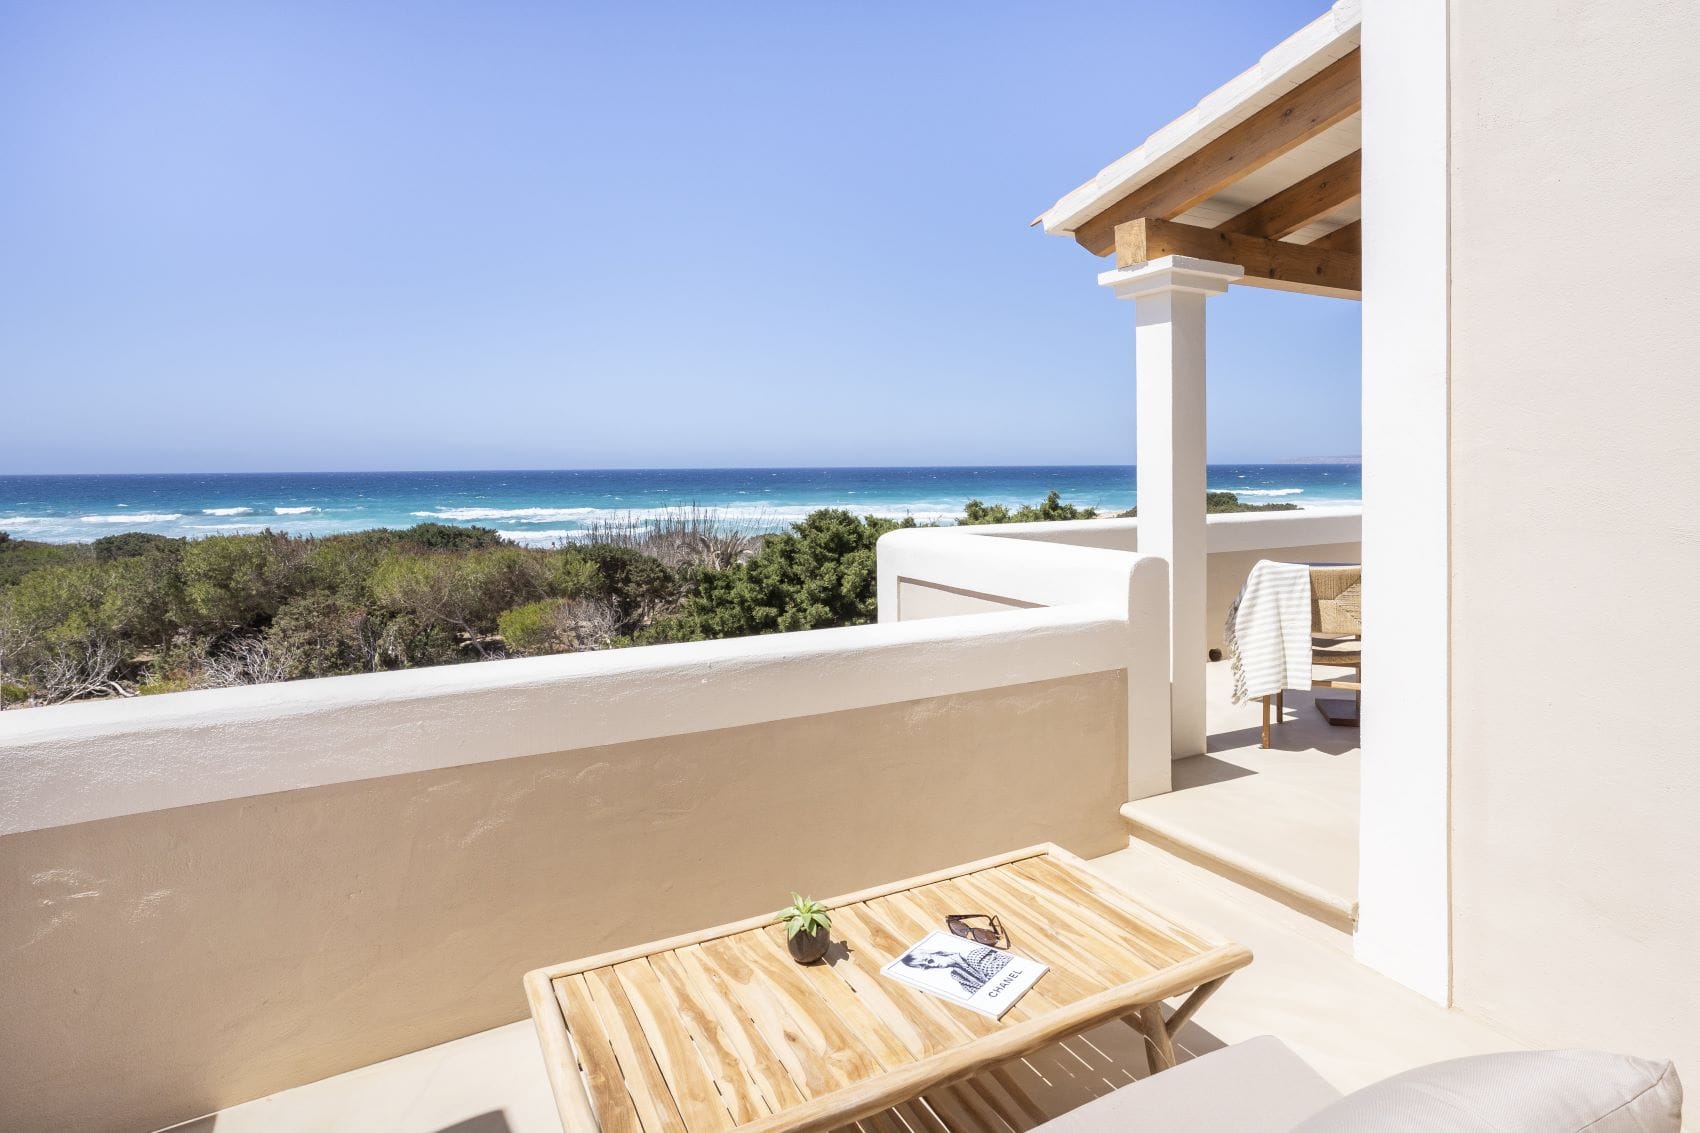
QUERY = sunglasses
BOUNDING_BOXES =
[946,913,1007,949]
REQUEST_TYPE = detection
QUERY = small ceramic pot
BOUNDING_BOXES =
[787,924,831,964]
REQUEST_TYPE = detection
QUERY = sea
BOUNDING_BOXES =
[0,465,1362,546]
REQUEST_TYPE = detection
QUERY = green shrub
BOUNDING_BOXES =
[92,531,184,561]
[265,593,385,678]
[958,490,1098,526]
[497,598,571,656]
[136,676,193,697]
[394,523,507,552]
[176,532,307,632]
[575,544,677,631]
[550,549,603,600]
[0,534,87,587]
[1117,491,1301,517]
[371,545,552,652]
[638,510,911,643]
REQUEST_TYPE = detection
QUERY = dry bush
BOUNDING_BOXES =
[577,505,759,572]
[199,635,291,688]
[30,638,132,704]
[558,596,622,651]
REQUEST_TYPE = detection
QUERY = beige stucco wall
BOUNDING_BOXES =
[0,672,1127,1133]
[1445,0,1700,1078]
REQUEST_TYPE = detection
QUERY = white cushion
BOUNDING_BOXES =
[1032,1036,1342,1133]
[1293,1049,1683,1132]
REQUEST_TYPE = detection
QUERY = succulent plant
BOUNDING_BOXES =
[778,893,832,939]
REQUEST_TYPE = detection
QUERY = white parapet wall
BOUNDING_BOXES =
[0,553,1170,1133]
[875,531,1175,800]
[879,508,1363,667]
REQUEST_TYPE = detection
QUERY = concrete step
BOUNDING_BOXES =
[1120,803,1358,934]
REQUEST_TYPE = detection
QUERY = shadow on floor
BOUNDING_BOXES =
[1167,754,1259,791]
[841,1013,1227,1133]
[434,1113,512,1133]
[168,1106,514,1133]
[1208,700,1361,757]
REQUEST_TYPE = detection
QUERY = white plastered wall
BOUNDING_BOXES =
[1444,0,1700,1077]
[1352,0,1453,1003]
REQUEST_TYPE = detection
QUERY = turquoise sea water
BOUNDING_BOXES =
[0,465,1362,545]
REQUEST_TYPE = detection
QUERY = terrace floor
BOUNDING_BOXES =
[1121,659,1361,930]
[179,842,1517,1133]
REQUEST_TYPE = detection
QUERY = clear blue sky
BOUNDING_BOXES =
[0,1,1359,474]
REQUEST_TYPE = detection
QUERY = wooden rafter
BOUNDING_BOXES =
[1115,217,1360,298]
[1074,49,1361,256]
[1306,219,1361,254]
[1214,151,1360,239]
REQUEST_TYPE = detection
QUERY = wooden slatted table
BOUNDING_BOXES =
[524,844,1251,1133]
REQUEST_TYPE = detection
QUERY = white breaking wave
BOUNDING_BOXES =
[0,515,45,525]
[413,506,600,523]
[80,513,184,524]
[273,506,318,515]
[202,506,254,516]
[497,529,588,545]
[417,503,965,527]
[1214,488,1305,497]
[187,523,268,531]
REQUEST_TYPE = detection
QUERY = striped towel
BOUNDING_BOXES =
[1225,560,1313,704]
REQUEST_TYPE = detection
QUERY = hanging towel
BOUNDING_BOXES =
[1225,560,1313,703]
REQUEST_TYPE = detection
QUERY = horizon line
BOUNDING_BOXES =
[0,458,1364,479]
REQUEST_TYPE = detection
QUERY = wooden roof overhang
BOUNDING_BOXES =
[1036,1,1363,300]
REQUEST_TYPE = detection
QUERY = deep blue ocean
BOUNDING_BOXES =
[0,465,1362,545]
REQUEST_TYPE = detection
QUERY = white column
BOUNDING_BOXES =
[1101,256,1241,759]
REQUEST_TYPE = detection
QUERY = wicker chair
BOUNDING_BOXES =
[1261,564,1361,748]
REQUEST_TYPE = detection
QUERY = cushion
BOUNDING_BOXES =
[1032,1036,1341,1133]
[1292,1049,1682,1132]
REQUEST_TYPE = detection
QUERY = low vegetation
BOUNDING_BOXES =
[957,490,1098,526]
[0,489,1283,707]
[1116,490,1299,517]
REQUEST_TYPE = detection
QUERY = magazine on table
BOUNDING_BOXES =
[880,930,1048,1019]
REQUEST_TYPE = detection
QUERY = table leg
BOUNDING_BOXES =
[989,1068,1048,1127]
[1164,976,1227,1038]
[1132,1004,1176,1074]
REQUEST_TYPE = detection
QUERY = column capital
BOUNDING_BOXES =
[1098,255,1243,301]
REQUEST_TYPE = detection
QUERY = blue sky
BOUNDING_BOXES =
[0,1,1358,473]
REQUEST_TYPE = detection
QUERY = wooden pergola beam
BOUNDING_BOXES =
[1306,219,1361,254]
[1214,151,1360,239]
[1115,217,1361,298]
[1074,49,1360,256]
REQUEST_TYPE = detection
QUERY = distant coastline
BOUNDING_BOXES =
[0,464,1363,545]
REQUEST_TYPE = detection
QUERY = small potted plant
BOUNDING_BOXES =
[778,893,832,964]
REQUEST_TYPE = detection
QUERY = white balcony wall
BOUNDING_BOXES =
[880,510,1363,658]
[0,556,1168,1133]
[1439,0,1700,1084]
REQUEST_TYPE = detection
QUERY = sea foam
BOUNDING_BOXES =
[418,503,965,529]
[413,507,599,522]
[273,506,318,515]
[202,506,254,516]
[79,513,184,524]
[497,529,587,545]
